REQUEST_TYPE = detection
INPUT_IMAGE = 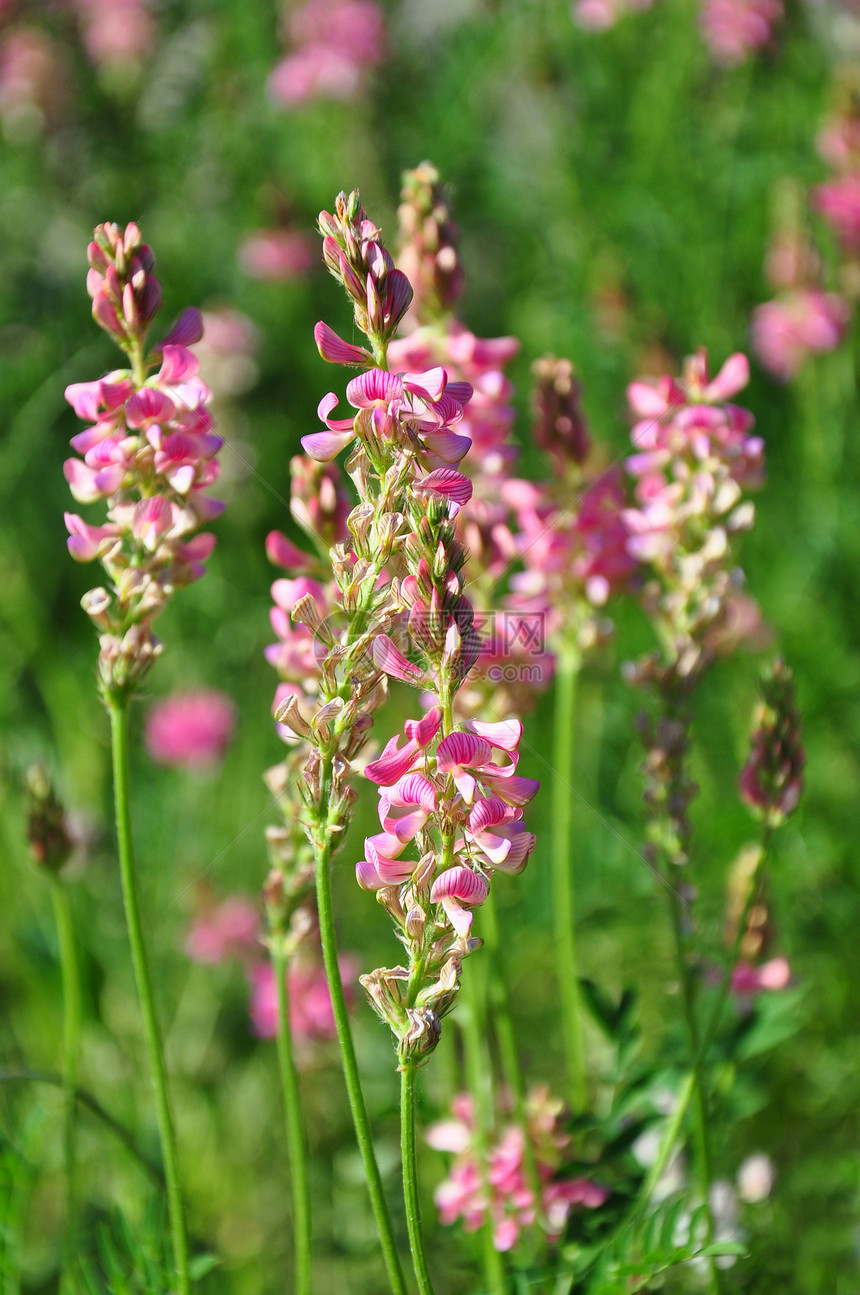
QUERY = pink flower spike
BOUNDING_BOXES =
[415,469,473,506]
[371,634,426,684]
[314,320,372,367]
[705,352,749,402]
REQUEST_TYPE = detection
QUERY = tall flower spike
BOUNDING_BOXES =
[64,222,221,702]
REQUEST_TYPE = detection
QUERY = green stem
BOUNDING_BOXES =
[49,879,81,1292]
[461,972,508,1295]
[400,1062,435,1295]
[481,894,541,1206]
[271,942,312,1295]
[311,782,408,1295]
[107,700,191,1295]
[551,648,587,1112]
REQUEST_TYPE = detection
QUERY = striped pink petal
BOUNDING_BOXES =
[465,718,523,752]
[158,344,199,385]
[421,431,472,464]
[346,368,402,407]
[371,634,425,684]
[126,386,176,427]
[161,307,204,348]
[314,320,372,368]
[402,367,447,402]
[364,735,420,786]
[317,391,355,432]
[480,773,540,806]
[404,706,443,747]
[437,731,493,773]
[415,469,473,506]
[431,866,488,907]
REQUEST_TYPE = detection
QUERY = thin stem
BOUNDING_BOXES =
[49,879,81,1292]
[311,776,408,1295]
[668,889,722,1295]
[481,894,540,1205]
[461,972,508,1295]
[551,648,587,1112]
[271,942,312,1295]
[107,700,191,1295]
[400,1062,435,1295]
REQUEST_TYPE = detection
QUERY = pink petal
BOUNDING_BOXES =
[301,429,354,461]
[437,731,493,772]
[705,352,750,402]
[346,368,402,407]
[158,344,199,385]
[126,387,176,427]
[431,865,488,906]
[371,634,425,684]
[317,391,356,432]
[161,307,204,348]
[314,320,372,367]
[65,380,104,420]
[415,469,473,506]
[266,530,313,570]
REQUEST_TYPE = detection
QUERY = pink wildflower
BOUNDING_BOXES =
[238,229,315,282]
[813,174,860,254]
[71,0,157,70]
[185,896,259,964]
[699,0,782,65]
[249,954,356,1048]
[145,690,236,768]
[428,1086,607,1251]
[268,0,384,106]
[751,290,848,380]
[731,955,791,996]
[572,0,652,29]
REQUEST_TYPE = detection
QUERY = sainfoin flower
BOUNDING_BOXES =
[185,895,260,963]
[427,1087,607,1251]
[699,0,782,65]
[249,955,356,1049]
[145,689,236,767]
[64,221,224,700]
[751,291,848,380]
[267,0,384,106]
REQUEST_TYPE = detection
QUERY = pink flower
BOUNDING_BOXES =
[428,1086,606,1251]
[72,0,157,70]
[238,229,315,282]
[751,291,849,380]
[185,896,260,964]
[249,954,356,1049]
[731,956,791,996]
[700,0,782,65]
[267,0,384,106]
[572,0,652,30]
[813,175,860,253]
[144,689,236,768]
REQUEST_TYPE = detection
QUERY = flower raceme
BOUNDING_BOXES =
[64,222,222,700]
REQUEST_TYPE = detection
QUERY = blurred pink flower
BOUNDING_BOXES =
[700,0,782,65]
[249,954,357,1045]
[185,896,259,964]
[71,0,157,70]
[813,174,860,254]
[238,229,315,282]
[731,955,791,996]
[145,690,237,768]
[572,0,652,30]
[0,27,69,135]
[428,1087,607,1252]
[751,290,849,380]
[268,0,384,106]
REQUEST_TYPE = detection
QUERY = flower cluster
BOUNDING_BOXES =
[723,841,791,1004]
[427,1088,607,1252]
[699,0,782,66]
[814,94,860,268]
[64,222,223,701]
[623,349,763,684]
[268,0,384,107]
[292,188,539,1066]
